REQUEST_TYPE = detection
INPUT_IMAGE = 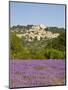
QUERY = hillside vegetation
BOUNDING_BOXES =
[10,25,66,59]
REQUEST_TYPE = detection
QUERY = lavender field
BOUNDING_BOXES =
[10,60,65,88]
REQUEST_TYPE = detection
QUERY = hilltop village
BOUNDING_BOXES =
[11,24,60,42]
[10,24,65,59]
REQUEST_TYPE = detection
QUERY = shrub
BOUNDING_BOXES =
[44,48,65,59]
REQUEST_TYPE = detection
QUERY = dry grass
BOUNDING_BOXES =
[33,65,48,70]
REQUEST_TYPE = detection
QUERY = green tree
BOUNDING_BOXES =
[10,32,22,58]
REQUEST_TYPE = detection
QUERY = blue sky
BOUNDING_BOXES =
[10,2,65,28]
